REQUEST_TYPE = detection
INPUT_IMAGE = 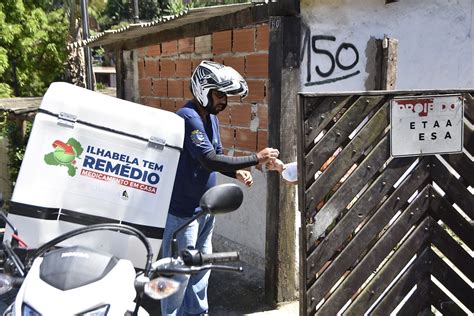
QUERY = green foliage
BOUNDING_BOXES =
[165,0,248,16]
[100,0,161,28]
[95,82,106,90]
[0,112,31,190]
[0,0,69,97]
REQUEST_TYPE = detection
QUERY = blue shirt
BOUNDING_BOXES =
[169,101,223,217]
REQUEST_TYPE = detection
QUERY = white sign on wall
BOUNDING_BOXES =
[390,94,464,157]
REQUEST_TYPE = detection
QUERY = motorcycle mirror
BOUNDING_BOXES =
[144,277,180,300]
[199,183,243,215]
[170,183,244,258]
[0,274,14,295]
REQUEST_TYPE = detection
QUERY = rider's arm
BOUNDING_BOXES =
[182,111,259,173]
[197,150,258,173]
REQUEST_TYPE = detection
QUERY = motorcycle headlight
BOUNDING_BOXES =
[145,277,180,300]
[78,305,110,316]
[21,303,40,316]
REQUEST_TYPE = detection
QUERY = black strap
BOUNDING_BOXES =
[37,108,182,152]
[8,201,164,240]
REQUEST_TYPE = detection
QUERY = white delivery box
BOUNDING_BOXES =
[4,82,184,268]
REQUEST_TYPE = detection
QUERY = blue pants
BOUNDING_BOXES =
[160,212,215,316]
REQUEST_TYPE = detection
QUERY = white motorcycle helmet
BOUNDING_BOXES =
[190,60,248,108]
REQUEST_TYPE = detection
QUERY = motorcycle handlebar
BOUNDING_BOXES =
[152,250,243,277]
[201,251,239,264]
[155,264,242,275]
[181,249,239,266]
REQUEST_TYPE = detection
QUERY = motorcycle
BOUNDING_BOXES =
[0,183,244,315]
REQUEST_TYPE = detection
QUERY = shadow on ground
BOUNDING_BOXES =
[142,261,274,315]
[208,261,275,315]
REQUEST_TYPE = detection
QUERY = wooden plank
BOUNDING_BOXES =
[463,119,474,156]
[381,36,398,90]
[304,96,386,188]
[440,153,474,188]
[302,95,348,121]
[303,95,355,150]
[396,278,431,316]
[345,217,433,315]
[464,92,474,123]
[431,156,474,221]
[312,187,430,315]
[306,136,390,246]
[297,94,309,316]
[304,104,389,211]
[431,221,474,281]
[430,282,468,316]
[265,15,300,306]
[369,249,431,315]
[429,249,474,311]
[430,191,474,250]
[306,157,428,267]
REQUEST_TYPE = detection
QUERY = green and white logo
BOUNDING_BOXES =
[44,138,83,176]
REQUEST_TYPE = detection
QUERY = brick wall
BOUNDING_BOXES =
[136,24,269,156]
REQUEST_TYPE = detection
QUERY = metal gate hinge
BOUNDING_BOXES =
[148,136,166,150]
[58,112,77,128]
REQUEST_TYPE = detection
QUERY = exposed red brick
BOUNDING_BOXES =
[161,99,176,112]
[161,40,178,56]
[160,59,175,78]
[139,78,152,97]
[153,79,167,97]
[220,126,235,149]
[230,103,251,127]
[257,104,268,129]
[233,149,253,157]
[138,59,145,79]
[137,47,146,58]
[168,80,184,98]
[147,98,161,109]
[257,129,268,150]
[219,106,231,125]
[233,28,255,53]
[235,128,257,152]
[213,30,232,54]
[183,80,193,99]
[245,54,268,78]
[246,80,266,103]
[213,57,224,65]
[175,99,188,110]
[192,59,207,73]
[146,44,161,57]
[195,35,212,54]
[227,95,241,103]
[223,56,245,76]
[178,38,194,54]
[256,24,269,51]
[144,59,160,78]
[175,59,192,78]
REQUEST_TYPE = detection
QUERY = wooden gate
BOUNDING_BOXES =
[296,90,473,315]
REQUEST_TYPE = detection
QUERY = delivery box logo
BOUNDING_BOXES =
[44,138,83,176]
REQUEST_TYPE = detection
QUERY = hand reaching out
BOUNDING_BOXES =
[256,147,279,165]
[265,158,286,173]
[236,169,253,187]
